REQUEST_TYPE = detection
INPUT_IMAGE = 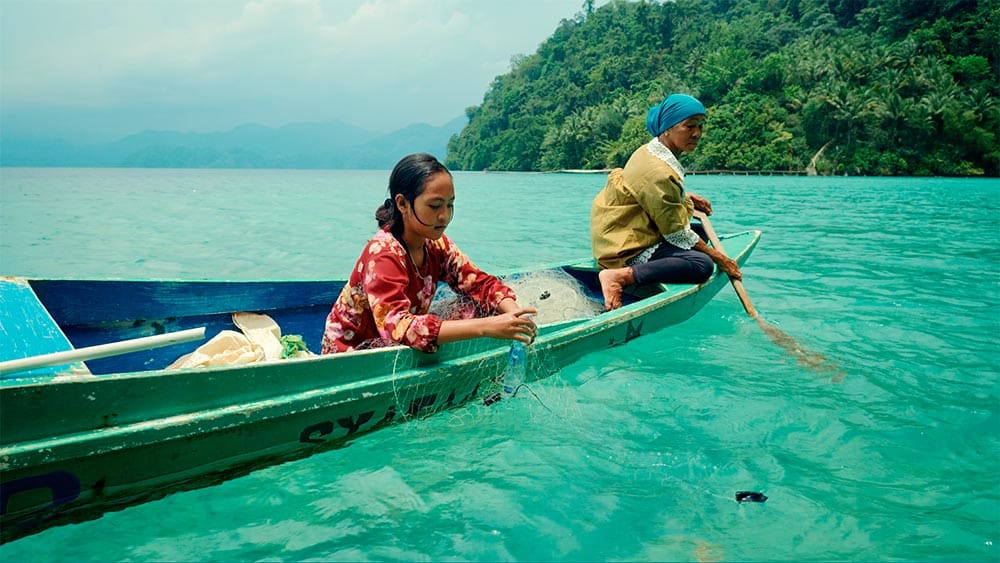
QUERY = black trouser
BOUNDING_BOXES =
[631,222,714,285]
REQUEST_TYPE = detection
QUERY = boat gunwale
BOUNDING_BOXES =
[1,230,760,390]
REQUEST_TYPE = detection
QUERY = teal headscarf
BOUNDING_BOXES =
[645,94,706,137]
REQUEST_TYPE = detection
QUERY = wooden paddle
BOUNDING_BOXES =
[693,211,842,379]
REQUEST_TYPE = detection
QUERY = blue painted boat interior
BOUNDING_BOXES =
[6,265,621,377]
[28,280,343,376]
[65,304,334,375]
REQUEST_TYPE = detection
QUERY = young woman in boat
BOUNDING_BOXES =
[590,93,742,311]
[321,153,537,354]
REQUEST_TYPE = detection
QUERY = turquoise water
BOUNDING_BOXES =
[1,168,998,561]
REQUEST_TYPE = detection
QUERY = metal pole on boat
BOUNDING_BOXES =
[0,327,206,375]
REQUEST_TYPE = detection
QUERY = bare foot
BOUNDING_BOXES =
[598,268,629,310]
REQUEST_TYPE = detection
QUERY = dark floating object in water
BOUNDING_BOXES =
[483,392,502,406]
[735,491,768,503]
[539,291,551,300]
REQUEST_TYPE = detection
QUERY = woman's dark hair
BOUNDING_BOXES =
[375,153,451,239]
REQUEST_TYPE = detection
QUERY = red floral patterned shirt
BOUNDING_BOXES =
[321,227,517,354]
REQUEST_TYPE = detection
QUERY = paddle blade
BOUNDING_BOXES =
[755,317,844,381]
[695,210,843,381]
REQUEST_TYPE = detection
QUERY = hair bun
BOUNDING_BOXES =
[376,197,396,228]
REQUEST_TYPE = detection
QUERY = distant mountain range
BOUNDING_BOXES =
[0,117,467,169]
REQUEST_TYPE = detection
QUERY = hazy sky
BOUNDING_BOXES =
[1,0,605,142]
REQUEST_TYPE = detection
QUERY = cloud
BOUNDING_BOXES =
[0,0,593,139]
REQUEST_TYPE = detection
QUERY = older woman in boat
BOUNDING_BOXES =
[590,93,742,310]
[322,153,537,354]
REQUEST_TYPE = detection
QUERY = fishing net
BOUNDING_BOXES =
[419,269,602,416]
[428,269,601,326]
[502,269,604,326]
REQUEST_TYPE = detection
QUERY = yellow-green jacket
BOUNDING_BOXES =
[590,140,694,269]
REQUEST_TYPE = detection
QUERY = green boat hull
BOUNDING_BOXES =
[0,230,760,543]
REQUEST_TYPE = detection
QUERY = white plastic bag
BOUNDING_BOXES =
[166,330,263,369]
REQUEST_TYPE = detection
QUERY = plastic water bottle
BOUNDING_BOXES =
[502,340,527,394]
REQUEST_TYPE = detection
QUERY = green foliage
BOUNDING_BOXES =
[446,0,998,176]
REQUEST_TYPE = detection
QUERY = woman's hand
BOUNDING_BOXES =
[485,308,538,343]
[714,255,742,281]
[438,304,538,345]
[694,240,742,281]
[689,193,713,215]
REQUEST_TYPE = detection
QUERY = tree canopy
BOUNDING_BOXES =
[446,0,998,176]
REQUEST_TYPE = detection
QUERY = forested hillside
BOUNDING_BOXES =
[446,0,998,176]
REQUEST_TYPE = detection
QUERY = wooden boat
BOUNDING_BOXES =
[555,168,613,174]
[0,229,760,543]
